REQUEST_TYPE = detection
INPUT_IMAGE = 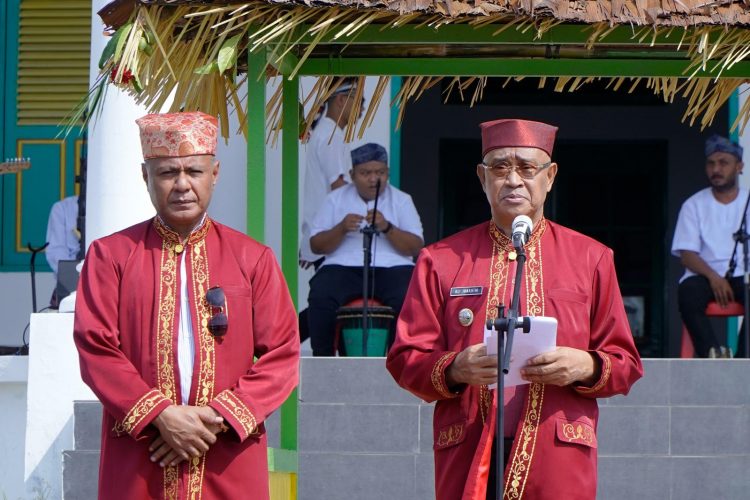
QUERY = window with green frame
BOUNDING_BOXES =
[1,0,90,271]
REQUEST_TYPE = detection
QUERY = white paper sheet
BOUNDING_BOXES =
[484,316,558,388]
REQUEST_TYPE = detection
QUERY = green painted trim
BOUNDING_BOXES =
[295,23,718,46]
[247,49,266,241]
[2,0,20,268]
[729,89,739,143]
[300,57,750,78]
[281,78,299,303]
[389,76,401,188]
[267,447,298,473]
[727,316,739,356]
[273,51,300,77]
[280,76,299,452]
[0,0,6,256]
[728,88,740,356]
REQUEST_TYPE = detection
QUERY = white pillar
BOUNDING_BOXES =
[85,0,153,245]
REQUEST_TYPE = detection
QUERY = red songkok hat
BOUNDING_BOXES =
[136,111,218,159]
[480,119,558,158]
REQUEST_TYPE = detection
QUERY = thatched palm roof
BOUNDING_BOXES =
[115,0,750,27]
[90,0,750,139]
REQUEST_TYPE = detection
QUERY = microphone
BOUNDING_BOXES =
[511,215,533,251]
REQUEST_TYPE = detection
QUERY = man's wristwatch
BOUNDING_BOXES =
[383,221,393,234]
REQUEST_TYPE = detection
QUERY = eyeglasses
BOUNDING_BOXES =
[480,161,552,179]
[205,286,228,338]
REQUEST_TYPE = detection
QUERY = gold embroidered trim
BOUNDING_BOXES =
[152,215,211,246]
[488,218,547,250]
[187,455,207,500]
[431,352,457,398]
[561,422,595,446]
[524,233,544,317]
[485,225,508,322]
[185,238,214,499]
[192,239,216,407]
[153,217,215,499]
[483,220,547,499]
[481,224,506,425]
[163,464,179,500]
[156,238,179,404]
[575,352,612,394]
[479,384,491,425]
[504,382,544,500]
[436,423,464,447]
[112,389,167,435]
[214,390,258,437]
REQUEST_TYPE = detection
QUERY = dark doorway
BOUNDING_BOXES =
[438,138,667,357]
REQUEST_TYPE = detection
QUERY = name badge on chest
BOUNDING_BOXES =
[449,286,483,297]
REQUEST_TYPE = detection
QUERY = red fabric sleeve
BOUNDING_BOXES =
[574,249,643,398]
[74,239,170,439]
[209,247,300,442]
[386,248,462,402]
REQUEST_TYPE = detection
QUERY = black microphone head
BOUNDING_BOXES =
[376,178,381,191]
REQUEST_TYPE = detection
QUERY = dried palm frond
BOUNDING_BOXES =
[79,0,750,142]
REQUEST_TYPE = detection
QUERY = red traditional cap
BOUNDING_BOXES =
[480,119,558,158]
[136,111,218,159]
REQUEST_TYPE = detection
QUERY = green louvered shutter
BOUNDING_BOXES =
[17,0,91,125]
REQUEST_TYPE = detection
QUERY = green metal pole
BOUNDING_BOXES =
[247,49,266,241]
[389,76,401,188]
[300,57,750,78]
[280,75,299,452]
[728,89,740,355]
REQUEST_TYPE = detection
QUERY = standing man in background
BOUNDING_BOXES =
[672,134,748,358]
[74,111,299,499]
[300,77,362,269]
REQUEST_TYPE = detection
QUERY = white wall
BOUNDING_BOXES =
[24,314,95,500]
[210,82,249,234]
[0,356,28,500]
[0,273,55,347]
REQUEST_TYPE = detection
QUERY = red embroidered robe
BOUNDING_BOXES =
[386,220,643,500]
[74,218,299,500]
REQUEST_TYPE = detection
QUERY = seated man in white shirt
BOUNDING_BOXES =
[45,195,81,277]
[672,134,747,358]
[307,143,424,356]
[46,195,82,308]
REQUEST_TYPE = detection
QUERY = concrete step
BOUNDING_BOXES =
[73,400,102,451]
[62,450,99,500]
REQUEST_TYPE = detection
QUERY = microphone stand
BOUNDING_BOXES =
[360,178,382,355]
[27,242,49,313]
[725,188,750,358]
[487,242,531,500]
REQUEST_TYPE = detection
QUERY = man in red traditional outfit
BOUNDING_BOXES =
[386,119,643,500]
[74,111,299,499]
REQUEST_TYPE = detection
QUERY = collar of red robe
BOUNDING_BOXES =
[152,214,212,249]
[489,217,547,250]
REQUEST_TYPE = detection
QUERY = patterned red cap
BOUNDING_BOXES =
[136,111,218,159]
[480,119,558,158]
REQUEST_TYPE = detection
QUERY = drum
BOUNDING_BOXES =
[335,305,395,356]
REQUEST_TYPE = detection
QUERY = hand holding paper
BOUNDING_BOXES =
[484,316,557,388]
